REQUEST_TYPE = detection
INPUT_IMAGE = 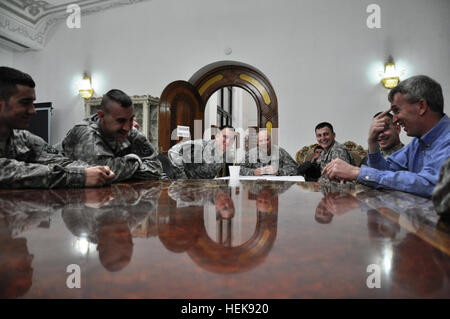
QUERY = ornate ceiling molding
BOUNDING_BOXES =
[0,0,151,51]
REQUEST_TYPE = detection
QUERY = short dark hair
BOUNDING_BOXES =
[219,125,234,131]
[373,111,393,119]
[314,145,324,151]
[315,122,334,133]
[388,75,444,116]
[0,66,35,102]
[100,89,132,113]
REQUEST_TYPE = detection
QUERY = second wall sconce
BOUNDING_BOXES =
[78,74,94,99]
[380,59,404,89]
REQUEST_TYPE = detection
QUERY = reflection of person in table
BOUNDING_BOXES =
[314,184,360,224]
[314,204,334,224]
[215,190,235,219]
[62,184,160,272]
[240,129,298,176]
[0,217,34,298]
[256,188,278,214]
[168,181,232,208]
[96,219,133,272]
[366,209,400,239]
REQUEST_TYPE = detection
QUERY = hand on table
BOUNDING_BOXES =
[254,165,278,176]
[85,166,115,187]
[322,158,360,183]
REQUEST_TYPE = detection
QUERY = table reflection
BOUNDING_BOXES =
[164,180,292,273]
[0,180,449,298]
[313,184,361,224]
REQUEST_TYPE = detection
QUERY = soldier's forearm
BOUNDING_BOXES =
[102,157,141,182]
[239,165,255,176]
[0,158,85,189]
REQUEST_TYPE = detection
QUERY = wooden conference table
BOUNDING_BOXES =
[0,178,449,298]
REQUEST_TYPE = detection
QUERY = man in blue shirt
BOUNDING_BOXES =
[322,75,449,198]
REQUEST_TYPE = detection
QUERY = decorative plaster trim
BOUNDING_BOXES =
[0,0,151,50]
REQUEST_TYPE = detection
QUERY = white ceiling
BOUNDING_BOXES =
[0,0,151,50]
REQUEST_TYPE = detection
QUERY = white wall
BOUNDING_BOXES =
[8,0,450,154]
[0,46,14,66]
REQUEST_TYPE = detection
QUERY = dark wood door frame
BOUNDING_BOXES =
[158,61,278,153]
[188,60,278,130]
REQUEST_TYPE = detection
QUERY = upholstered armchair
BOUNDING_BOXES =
[295,144,320,165]
[343,141,367,167]
[295,141,367,167]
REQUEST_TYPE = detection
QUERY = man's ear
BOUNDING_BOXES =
[395,122,401,134]
[417,98,428,116]
[97,110,104,118]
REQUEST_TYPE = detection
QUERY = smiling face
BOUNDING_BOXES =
[377,116,401,150]
[257,130,271,153]
[315,127,335,150]
[98,101,134,142]
[390,93,422,138]
[215,127,236,152]
[97,221,133,272]
[0,84,36,131]
[215,191,235,219]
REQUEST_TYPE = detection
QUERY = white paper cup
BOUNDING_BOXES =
[229,165,241,179]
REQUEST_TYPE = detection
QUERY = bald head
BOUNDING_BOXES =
[257,130,271,152]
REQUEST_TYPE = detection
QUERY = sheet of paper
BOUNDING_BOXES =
[215,175,305,182]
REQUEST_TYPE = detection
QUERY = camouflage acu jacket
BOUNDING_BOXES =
[168,139,236,179]
[240,145,298,176]
[360,142,405,166]
[62,114,164,182]
[318,140,356,183]
[432,157,450,216]
[62,184,161,243]
[0,130,87,189]
[168,180,230,207]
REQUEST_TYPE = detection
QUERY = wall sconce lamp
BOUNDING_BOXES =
[78,75,94,98]
[379,59,404,89]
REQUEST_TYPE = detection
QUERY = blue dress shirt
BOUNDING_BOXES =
[358,114,450,198]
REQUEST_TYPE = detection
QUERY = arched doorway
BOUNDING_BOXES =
[158,61,278,154]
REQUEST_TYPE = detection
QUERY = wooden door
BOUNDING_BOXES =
[158,81,204,155]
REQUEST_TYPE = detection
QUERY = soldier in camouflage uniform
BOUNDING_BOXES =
[62,89,165,182]
[240,129,298,176]
[314,122,355,183]
[0,67,114,189]
[432,157,450,216]
[168,180,234,218]
[360,112,404,166]
[62,183,161,271]
[168,126,237,179]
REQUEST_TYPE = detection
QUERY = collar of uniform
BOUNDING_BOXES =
[419,114,449,148]
[323,140,339,154]
[88,113,131,153]
[258,144,279,157]
[205,139,235,163]
[381,142,404,156]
